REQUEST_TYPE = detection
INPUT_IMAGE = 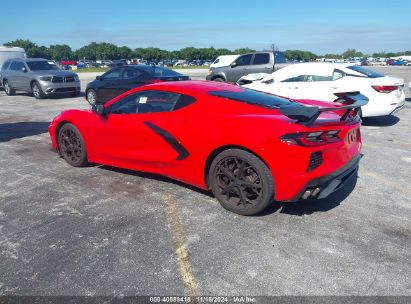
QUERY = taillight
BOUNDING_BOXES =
[372,85,398,93]
[280,130,341,147]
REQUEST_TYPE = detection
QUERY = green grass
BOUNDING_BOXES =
[172,66,209,69]
[75,67,109,73]
[74,65,208,73]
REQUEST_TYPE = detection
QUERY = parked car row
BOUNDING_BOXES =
[57,59,213,70]
[0,51,406,216]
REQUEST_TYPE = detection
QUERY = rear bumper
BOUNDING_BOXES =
[390,103,405,115]
[287,154,361,202]
[362,91,405,117]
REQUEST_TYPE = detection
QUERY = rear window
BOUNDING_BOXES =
[209,88,294,109]
[139,66,182,77]
[347,66,383,78]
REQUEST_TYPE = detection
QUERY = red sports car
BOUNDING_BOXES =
[49,81,367,215]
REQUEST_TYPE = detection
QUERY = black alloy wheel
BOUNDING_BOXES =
[209,149,274,215]
[57,123,88,167]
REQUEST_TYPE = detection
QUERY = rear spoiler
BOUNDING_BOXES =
[279,92,368,126]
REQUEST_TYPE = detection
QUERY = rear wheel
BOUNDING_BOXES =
[3,80,15,96]
[209,149,274,215]
[32,81,44,99]
[212,77,225,82]
[57,123,88,167]
[86,89,97,105]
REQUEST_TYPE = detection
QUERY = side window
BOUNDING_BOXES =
[2,61,11,70]
[10,61,19,71]
[235,54,252,66]
[253,53,270,65]
[102,68,122,79]
[10,61,25,71]
[307,75,333,81]
[281,75,305,82]
[123,68,142,79]
[332,69,345,80]
[281,75,333,82]
[110,91,196,114]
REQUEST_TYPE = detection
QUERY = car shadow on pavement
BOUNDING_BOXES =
[361,115,400,127]
[101,164,358,217]
[0,121,50,143]
[2,92,85,99]
[259,174,358,217]
[99,165,214,197]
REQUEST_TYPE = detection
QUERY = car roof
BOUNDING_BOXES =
[145,80,242,93]
[9,58,49,62]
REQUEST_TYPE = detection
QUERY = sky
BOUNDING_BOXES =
[1,0,411,54]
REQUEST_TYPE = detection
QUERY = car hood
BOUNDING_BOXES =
[31,70,78,77]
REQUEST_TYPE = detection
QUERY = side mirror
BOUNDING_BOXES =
[92,103,105,116]
[96,75,102,80]
[22,67,27,73]
[230,62,237,68]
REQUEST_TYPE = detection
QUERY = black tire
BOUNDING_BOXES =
[57,123,88,167]
[209,149,274,215]
[212,77,225,82]
[86,89,97,105]
[31,81,45,99]
[3,80,15,96]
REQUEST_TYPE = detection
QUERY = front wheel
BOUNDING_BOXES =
[57,123,88,167]
[209,149,274,215]
[32,81,44,99]
[86,89,97,105]
[3,80,15,96]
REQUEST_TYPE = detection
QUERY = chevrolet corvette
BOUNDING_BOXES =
[49,81,367,215]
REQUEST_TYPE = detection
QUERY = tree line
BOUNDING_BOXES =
[4,39,411,62]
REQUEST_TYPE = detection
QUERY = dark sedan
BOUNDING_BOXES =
[85,65,190,104]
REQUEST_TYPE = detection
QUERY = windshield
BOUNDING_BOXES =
[27,61,60,71]
[139,66,182,77]
[209,88,294,109]
[347,66,383,78]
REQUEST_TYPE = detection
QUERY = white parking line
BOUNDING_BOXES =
[163,195,199,296]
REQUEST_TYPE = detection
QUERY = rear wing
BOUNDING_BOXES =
[279,92,368,126]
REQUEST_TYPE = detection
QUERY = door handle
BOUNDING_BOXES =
[331,87,340,89]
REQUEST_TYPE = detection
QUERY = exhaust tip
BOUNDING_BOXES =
[302,190,312,200]
[312,188,321,197]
